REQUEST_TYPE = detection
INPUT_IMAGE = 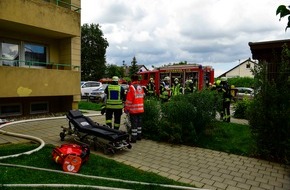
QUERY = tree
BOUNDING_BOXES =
[276,5,290,31]
[81,23,109,81]
[248,44,290,164]
[129,56,139,77]
[106,64,125,78]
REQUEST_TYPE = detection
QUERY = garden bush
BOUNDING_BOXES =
[233,98,252,119]
[143,90,218,145]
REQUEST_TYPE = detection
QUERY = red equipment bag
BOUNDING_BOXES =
[52,144,90,173]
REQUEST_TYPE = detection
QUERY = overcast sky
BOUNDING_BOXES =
[81,0,290,77]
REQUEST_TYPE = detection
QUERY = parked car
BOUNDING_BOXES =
[81,81,102,97]
[234,87,254,101]
[89,84,108,103]
[120,83,129,94]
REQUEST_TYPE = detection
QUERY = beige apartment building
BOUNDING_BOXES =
[0,0,81,117]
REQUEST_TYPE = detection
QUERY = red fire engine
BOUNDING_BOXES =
[138,64,214,95]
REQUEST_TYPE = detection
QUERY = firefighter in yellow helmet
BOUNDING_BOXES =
[146,77,156,97]
[159,76,171,102]
[103,76,126,129]
[171,78,182,96]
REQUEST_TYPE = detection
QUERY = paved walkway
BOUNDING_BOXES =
[0,112,289,190]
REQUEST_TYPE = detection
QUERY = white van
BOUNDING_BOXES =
[81,81,102,97]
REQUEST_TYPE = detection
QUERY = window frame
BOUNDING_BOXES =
[30,101,49,114]
[0,103,22,117]
[0,38,49,68]
[0,39,20,67]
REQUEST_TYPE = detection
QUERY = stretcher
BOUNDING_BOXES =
[60,110,132,154]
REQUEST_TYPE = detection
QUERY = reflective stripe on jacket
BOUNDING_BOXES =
[106,84,123,109]
[125,82,145,114]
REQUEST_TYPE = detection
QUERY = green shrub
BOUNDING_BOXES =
[143,90,218,145]
[233,99,252,119]
[228,77,255,88]
[142,99,162,141]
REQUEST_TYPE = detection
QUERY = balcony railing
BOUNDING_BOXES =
[0,59,80,71]
[43,0,81,12]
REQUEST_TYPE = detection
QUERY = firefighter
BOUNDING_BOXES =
[220,77,232,122]
[171,78,182,96]
[184,79,194,94]
[104,76,126,129]
[159,76,171,102]
[124,74,145,143]
[146,77,156,97]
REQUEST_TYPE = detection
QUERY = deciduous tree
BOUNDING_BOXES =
[81,24,109,81]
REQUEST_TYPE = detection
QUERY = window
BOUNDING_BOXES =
[0,42,19,66]
[25,43,47,67]
[0,39,48,68]
[246,63,251,69]
[0,104,22,116]
[30,102,49,114]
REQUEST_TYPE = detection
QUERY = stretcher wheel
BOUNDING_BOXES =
[60,132,65,141]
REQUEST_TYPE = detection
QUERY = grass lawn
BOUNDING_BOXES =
[0,143,194,190]
[78,101,102,111]
[197,121,257,156]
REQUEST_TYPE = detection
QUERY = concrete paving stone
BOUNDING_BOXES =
[233,176,247,183]
[138,166,150,171]
[239,169,251,175]
[209,170,222,177]
[188,169,202,176]
[246,179,260,187]
[158,166,171,173]
[223,179,238,187]
[267,180,283,188]
[207,166,220,172]
[221,174,235,181]
[199,167,211,174]
[213,181,228,189]
[200,173,213,180]
[273,187,286,190]
[263,174,277,181]
[167,169,181,176]
[276,177,290,185]
[219,168,232,175]
[271,171,286,179]
[157,171,170,178]
[190,180,205,188]
[177,177,192,184]
[211,175,225,183]
[225,162,237,168]
[230,171,243,177]
[255,176,269,184]
[189,175,203,182]
[259,182,274,189]
[200,178,215,186]
[236,182,251,189]
[178,171,192,179]
[247,167,259,173]
[203,185,218,190]
[242,173,256,181]
[167,174,181,181]
[226,185,241,190]
[250,186,264,190]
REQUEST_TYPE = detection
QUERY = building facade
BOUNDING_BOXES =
[0,0,81,117]
[218,58,256,78]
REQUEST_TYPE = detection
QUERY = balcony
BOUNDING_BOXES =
[0,0,81,38]
[0,61,81,98]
